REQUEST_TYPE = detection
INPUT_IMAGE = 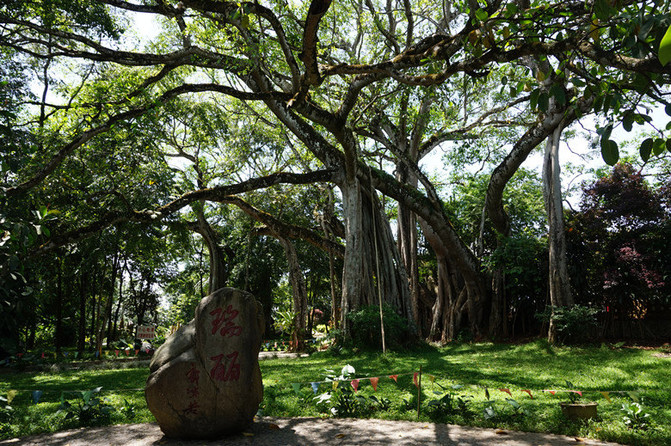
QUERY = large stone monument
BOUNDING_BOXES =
[145,288,264,439]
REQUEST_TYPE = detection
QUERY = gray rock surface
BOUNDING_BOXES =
[145,287,264,439]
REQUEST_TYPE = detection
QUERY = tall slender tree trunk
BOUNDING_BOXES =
[55,255,63,355]
[543,126,574,344]
[77,271,87,355]
[322,188,340,329]
[193,204,228,294]
[105,251,119,344]
[279,236,308,351]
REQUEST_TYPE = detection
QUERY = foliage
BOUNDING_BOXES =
[314,364,361,417]
[536,305,600,345]
[57,387,114,426]
[482,398,526,421]
[345,305,412,350]
[621,401,650,430]
[120,399,137,421]
[566,164,671,338]
[563,381,582,404]
[426,384,473,420]
[0,396,13,424]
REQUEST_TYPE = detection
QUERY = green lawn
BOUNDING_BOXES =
[1,340,670,445]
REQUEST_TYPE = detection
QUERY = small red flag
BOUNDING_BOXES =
[370,377,379,391]
[499,388,512,396]
[413,372,419,388]
[351,379,359,392]
[521,389,533,399]
[389,375,398,382]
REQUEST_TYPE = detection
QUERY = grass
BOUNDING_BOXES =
[1,340,670,444]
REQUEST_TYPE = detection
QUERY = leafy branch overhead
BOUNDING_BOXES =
[1,0,671,346]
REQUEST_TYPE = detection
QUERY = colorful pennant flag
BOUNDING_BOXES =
[41,352,45,359]
[311,382,320,394]
[428,375,435,383]
[370,377,379,391]
[544,390,556,395]
[135,349,140,356]
[63,352,69,357]
[389,375,398,382]
[291,383,301,395]
[114,350,120,357]
[351,379,359,392]
[570,390,583,397]
[499,388,512,396]
[32,390,43,404]
[332,381,339,391]
[600,391,611,402]
[413,372,419,388]
[628,391,640,402]
[17,353,24,358]
[521,389,533,399]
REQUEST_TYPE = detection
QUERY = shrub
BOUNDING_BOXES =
[536,305,599,344]
[346,305,412,350]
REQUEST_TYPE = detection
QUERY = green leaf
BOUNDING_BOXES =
[652,138,666,156]
[640,138,653,161]
[667,138,671,153]
[475,8,489,22]
[622,112,634,132]
[665,104,671,116]
[550,85,566,105]
[659,24,671,66]
[537,92,549,112]
[601,139,619,166]
[594,0,613,21]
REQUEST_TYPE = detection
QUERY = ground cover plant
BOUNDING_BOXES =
[1,341,670,445]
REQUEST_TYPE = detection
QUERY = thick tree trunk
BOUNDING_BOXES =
[340,178,413,338]
[421,219,484,341]
[397,196,420,329]
[340,178,365,336]
[543,126,574,344]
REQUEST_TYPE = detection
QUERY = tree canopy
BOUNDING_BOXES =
[1,0,670,351]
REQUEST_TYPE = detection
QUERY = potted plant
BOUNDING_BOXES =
[559,381,597,420]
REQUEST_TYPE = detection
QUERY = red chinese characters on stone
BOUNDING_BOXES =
[183,401,200,415]
[184,363,200,415]
[186,364,200,383]
[186,386,199,399]
[209,305,243,337]
[209,351,241,382]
